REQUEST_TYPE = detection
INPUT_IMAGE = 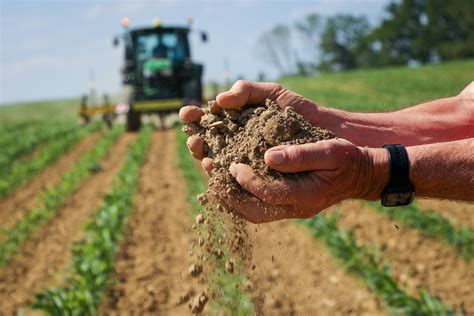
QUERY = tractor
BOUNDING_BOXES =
[79,18,207,131]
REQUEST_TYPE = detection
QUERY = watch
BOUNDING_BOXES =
[381,144,415,207]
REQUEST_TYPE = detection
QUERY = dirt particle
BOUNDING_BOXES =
[189,263,203,277]
[195,213,205,225]
[225,260,235,273]
[189,291,209,314]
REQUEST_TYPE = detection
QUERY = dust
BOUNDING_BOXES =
[182,99,334,313]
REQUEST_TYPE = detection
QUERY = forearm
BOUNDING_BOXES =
[316,95,474,147]
[406,139,474,201]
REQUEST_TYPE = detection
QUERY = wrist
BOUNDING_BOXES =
[354,147,390,200]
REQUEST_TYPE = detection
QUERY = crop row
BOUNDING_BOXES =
[0,120,43,142]
[32,126,152,315]
[302,214,457,315]
[0,122,77,172]
[176,127,255,315]
[0,126,122,266]
[367,201,474,261]
[0,122,100,199]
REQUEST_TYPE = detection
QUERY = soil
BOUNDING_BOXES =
[183,99,334,211]
[330,200,474,314]
[100,130,200,315]
[247,221,386,315]
[0,133,136,315]
[0,132,102,229]
[417,198,474,229]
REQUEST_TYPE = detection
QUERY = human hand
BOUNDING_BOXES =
[223,138,389,223]
[179,80,328,173]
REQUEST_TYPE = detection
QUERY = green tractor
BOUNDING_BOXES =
[113,19,207,131]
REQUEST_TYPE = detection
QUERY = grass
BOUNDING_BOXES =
[366,201,474,261]
[176,126,254,315]
[31,126,152,315]
[0,126,122,266]
[280,59,473,112]
[301,214,459,315]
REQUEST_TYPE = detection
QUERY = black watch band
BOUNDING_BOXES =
[381,144,415,207]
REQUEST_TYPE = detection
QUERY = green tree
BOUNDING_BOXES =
[374,0,474,65]
[319,14,372,71]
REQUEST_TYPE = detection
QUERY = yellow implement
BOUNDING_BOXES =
[78,98,182,116]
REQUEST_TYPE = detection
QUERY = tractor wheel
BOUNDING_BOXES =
[126,108,141,132]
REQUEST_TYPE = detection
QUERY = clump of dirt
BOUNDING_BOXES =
[183,99,334,212]
[182,99,335,313]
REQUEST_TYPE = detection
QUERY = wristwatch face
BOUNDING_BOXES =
[381,192,414,207]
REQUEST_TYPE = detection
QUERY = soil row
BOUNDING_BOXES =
[417,198,474,229]
[331,200,474,314]
[0,132,102,228]
[100,130,201,315]
[0,134,136,315]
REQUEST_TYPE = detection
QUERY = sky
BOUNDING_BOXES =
[0,0,390,104]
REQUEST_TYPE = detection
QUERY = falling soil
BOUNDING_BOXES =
[182,99,335,311]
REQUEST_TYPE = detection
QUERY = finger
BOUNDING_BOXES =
[186,135,205,160]
[264,141,340,173]
[202,157,214,175]
[179,106,205,123]
[216,80,283,109]
[229,163,297,204]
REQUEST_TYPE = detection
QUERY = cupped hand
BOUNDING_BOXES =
[225,138,389,223]
[179,80,325,173]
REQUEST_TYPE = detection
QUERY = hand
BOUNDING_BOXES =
[179,80,330,173]
[224,138,389,223]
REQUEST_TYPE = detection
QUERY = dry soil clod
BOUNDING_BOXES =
[189,263,203,277]
[189,291,209,314]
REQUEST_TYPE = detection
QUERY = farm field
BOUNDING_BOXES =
[0,60,473,315]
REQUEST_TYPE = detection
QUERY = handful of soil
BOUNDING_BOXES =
[183,99,335,209]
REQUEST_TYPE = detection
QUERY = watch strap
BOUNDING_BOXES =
[382,144,412,188]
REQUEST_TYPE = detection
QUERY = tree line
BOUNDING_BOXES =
[257,0,474,76]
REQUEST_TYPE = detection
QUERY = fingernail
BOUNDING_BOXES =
[267,150,285,165]
[229,164,238,177]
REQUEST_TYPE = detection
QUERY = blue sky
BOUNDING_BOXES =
[1,0,389,104]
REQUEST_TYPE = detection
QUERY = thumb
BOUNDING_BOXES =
[264,142,338,173]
